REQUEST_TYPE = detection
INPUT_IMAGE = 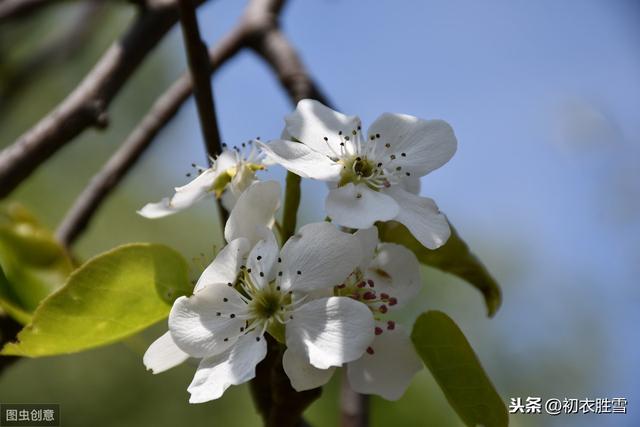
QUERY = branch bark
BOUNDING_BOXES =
[176,0,227,226]
[0,0,202,198]
[176,0,223,159]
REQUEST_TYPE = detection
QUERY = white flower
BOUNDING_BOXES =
[283,228,424,400]
[138,142,264,218]
[144,182,375,403]
[259,99,457,249]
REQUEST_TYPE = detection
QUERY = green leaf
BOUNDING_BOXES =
[1,243,192,357]
[0,204,73,319]
[377,221,502,317]
[411,311,508,427]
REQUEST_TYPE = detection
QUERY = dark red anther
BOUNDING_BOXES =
[357,281,366,288]
[375,326,383,335]
[388,297,398,306]
[363,291,376,300]
[387,320,396,330]
[379,304,388,313]
[367,279,375,287]
[380,293,390,300]
[366,346,375,355]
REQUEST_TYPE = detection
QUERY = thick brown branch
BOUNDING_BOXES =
[0,1,197,198]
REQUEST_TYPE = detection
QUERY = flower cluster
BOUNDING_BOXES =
[140,100,457,403]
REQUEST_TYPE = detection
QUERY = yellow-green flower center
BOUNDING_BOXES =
[338,156,377,187]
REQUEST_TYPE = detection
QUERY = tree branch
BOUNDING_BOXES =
[177,0,223,158]
[176,0,227,226]
[0,0,203,199]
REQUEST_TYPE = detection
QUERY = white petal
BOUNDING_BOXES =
[212,149,238,173]
[353,228,379,272]
[258,140,342,181]
[368,113,457,176]
[169,284,248,358]
[285,99,361,157]
[137,169,217,219]
[400,174,421,194]
[326,184,399,229]
[282,348,336,391]
[246,229,280,288]
[365,243,421,308]
[170,168,218,208]
[224,180,281,246]
[194,238,250,292]
[220,190,238,212]
[137,198,180,219]
[228,163,258,198]
[279,222,360,292]
[384,187,450,249]
[347,324,422,400]
[187,329,267,403]
[286,296,374,370]
[143,331,189,374]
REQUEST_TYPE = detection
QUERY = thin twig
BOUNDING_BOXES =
[176,0,228,226]
[0,0,205,198]
[176,0,223,159]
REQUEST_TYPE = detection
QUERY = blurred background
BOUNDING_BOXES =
[1,0,638,426]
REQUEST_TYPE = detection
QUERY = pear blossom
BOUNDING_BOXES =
[259,99,457,249]
[143,180,280,379]
[138,142,264,218]
[283,228,424,400]
[144,182,375,403]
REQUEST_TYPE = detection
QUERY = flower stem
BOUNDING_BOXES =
[250,336,321,427]
[340,369,369,427]
[281,172,302,241]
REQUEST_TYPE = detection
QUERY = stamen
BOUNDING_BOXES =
[387,320,396,330]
